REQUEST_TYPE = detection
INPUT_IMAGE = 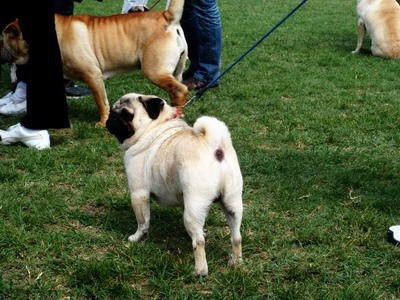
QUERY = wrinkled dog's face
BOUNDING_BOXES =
[106,93,169,144]
[1,19,29,64]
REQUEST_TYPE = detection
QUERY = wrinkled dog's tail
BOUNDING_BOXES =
[193,116,234,154]
[163,0,184,24]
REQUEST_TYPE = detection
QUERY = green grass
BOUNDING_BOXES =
[1,0,400,298]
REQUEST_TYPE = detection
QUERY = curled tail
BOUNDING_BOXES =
[163,0,184,24]
[193,116,233,160]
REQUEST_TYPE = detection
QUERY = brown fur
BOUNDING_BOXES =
[352,0,400,59]
[2,0,188,127]
[0,20,29,65]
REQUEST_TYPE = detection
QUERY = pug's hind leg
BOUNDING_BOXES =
[128,195,151,242]
[183,200,209,276]
[221,192,243,267]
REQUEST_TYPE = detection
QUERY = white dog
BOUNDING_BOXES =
[106,93,244,276]
[352,0,400,58]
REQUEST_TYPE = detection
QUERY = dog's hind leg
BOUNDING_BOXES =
[183,200,209,276]
[352,19,366,54]
[128,194,151,242]
[147,74,188,108]
[220,191,243,268]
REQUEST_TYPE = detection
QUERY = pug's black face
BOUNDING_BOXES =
[106,108,134,144]
[106,94,165,144]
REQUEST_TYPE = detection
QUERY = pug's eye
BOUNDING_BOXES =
[120,109,133,121]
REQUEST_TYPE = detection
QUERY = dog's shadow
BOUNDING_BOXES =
[78,200,191,249]
[338,32,375,57]
[75,199,229,267]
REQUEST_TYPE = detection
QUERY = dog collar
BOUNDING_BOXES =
[167,108,183,121]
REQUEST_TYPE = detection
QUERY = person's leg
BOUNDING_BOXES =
[181,0,221,85]
[18,0,70,130]
[0,0,70,149]
[193,0,221,84]
[181,0,199,79]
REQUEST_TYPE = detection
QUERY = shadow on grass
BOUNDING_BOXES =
[242,146,400,214]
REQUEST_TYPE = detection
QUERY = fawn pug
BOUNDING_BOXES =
[106,93,244,276]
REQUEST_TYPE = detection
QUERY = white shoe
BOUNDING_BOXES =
[0,91,14,106]
[0,123,50,149]
[388,225,400,245]
[0,100,26,115]
[0,81,27,114]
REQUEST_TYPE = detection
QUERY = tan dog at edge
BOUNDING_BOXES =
[352,0,400,58]
[106,93,244,276]
[1,0,188,127]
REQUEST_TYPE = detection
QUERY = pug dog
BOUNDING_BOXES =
[106,93,244,276]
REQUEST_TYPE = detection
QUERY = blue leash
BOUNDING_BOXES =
[182,0,309,107]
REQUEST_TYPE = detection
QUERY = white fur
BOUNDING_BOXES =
[111,93,244,276]
[352,0,400,58]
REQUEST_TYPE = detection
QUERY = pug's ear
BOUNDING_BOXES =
[139,97,164,120]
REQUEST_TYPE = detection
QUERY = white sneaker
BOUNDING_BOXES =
[0,91,14,106]
[0,123,50,149]
[0,100,26,115]
[0,81,27,114]
[388,225,400,245]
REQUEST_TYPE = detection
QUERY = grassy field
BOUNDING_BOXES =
[1,0,400,298]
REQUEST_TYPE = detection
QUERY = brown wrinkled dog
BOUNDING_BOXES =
[2,0,188,127]
[352,0,400,59]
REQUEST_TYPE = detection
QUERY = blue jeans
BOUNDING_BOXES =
[181,0,222,85]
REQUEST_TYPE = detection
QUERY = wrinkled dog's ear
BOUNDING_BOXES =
[139,97,164,120]
[2,19,23,39]
[106,108,134,143]
[4,24,20,38]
